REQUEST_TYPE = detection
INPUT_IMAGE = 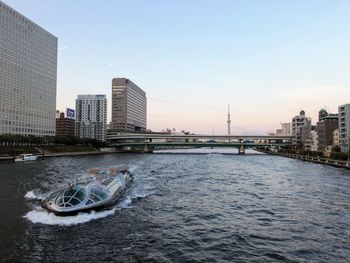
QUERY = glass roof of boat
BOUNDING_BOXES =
[85,187,109,205]
[53,184,87,208]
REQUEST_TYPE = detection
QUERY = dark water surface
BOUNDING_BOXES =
[1,151,350,262]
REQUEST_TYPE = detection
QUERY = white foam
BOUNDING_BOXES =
[206,153,223,157]
[128,165,138,173]
[24,206,116,226]
[24,190,45,200]
[117,196,132,208]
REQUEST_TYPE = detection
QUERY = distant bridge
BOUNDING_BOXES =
[107,133,293,154]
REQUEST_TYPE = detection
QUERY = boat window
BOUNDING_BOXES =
[74,188,87,201]
[68,197,81,206]
[53,184,87,207]
[91,188,108,201]
[102,178,114,186]
[55,195,64,206]
[90,193,102,203]
[109,182,121,192]
[86,199,94,205]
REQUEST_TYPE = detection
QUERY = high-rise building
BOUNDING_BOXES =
[56,112,75,137]
[338,104,350,153]
[0,1,57,136]
[111,78,147,132]
[292,110,311,146]
[75,95,107,141]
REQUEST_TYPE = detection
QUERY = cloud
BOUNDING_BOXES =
[281,84,350,120]
[149,96,225,111]
[108,63,113,67]
[283,85,349,106]
[58,46,68,51]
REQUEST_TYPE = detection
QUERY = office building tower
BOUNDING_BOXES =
[75,95,107,141]
[338,104,350,153]
[111,78,147,132]
[0,1,57,136]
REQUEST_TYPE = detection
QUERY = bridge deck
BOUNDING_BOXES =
[109,142,288,148]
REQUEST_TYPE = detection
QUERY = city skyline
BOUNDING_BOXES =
[3,0,350,134]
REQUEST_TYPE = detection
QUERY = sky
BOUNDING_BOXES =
[3,0,350,134]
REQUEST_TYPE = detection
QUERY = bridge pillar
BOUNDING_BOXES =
[238,145,245,155]
[143,144,153,153]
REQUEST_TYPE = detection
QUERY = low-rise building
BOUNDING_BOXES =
[56,112,75,137]
[316,110,338,152]
[305,130,318,152]
[333,129,339,147]
[281,122,292,135]
[276,122,292,136]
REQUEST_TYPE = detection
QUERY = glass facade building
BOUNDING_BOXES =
[111,78,147,132]
[0,1,57,136]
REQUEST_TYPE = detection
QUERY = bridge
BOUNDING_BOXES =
[107,133,293,154]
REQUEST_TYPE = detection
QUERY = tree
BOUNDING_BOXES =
[332,145,341,153]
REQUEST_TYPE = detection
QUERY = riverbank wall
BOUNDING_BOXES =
[258,149,350,170]
[0,149,130,162]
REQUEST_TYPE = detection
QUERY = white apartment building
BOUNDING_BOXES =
[292,110,312,146]
[276,122,292,136]
[0,1,57,136]
[75,95,107,142]
[304,130,318,152]
[281,122,292,135]
[338,104,350,153]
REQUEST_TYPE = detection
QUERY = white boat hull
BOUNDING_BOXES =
[14,155,38,162]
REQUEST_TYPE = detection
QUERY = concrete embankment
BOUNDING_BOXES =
[0,150,125,162]
[258,150,350,170]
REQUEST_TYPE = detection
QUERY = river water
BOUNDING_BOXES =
[0,149,350,262]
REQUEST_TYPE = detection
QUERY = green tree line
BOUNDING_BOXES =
[0,134,106,148]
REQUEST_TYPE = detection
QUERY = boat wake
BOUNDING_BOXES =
[206,153,224,157]
[24,190,46,201]
[24,206,116,226]
[24,184,150,226]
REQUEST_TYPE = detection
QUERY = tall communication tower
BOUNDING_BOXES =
[227,103,231,136]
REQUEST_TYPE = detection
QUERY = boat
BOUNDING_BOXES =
[14,153,38,162]
[41,167,133,216]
